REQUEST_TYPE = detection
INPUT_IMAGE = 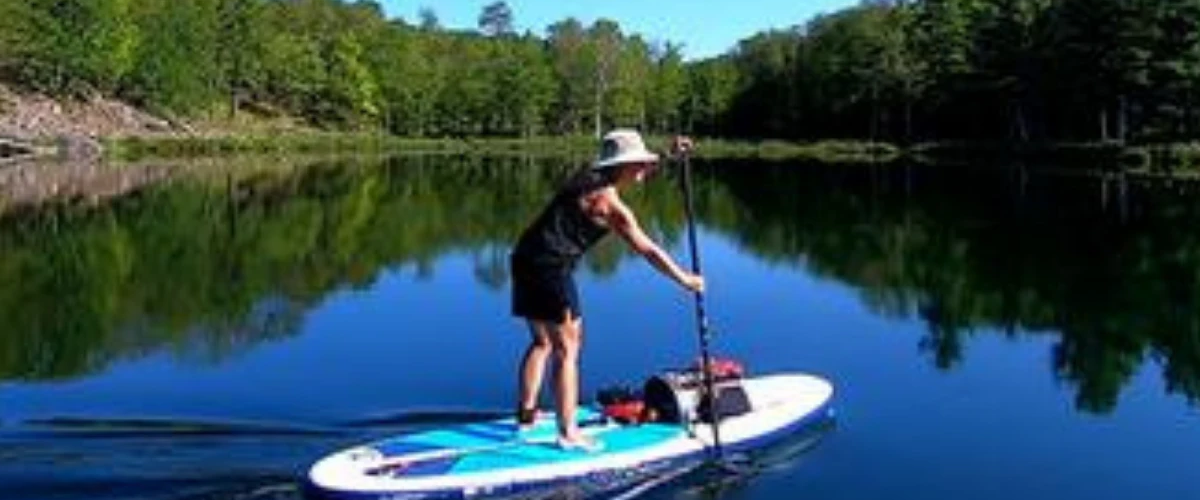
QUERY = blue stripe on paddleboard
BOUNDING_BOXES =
[395,456,460,477]
[381,408,605,457]
[374,440,446,456]
[449,424,684,474]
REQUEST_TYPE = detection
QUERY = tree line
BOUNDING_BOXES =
[716,0,1200,143]
[0,0,692,137]
[1,0,1199,143]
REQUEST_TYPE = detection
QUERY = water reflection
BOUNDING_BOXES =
[706,161,1200,413]
[2,156,1199,415]
[0,156,682,383]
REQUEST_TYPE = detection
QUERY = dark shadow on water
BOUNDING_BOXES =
[0,408,573,500]
[13,416,342,438]
[2,475,300,500]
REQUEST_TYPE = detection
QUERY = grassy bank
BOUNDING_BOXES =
[685,139,900,163]
[1137,143,1200,174]
[99,132,1200,175]
[104,132,900,164]
[102,133,602,162]
[911,141,1200,173]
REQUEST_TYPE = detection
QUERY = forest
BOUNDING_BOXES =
[1,0,1199,144]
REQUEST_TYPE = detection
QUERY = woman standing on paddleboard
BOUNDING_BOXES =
[510,129,704,450]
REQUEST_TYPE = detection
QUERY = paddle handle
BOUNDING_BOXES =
[678,151,725,459]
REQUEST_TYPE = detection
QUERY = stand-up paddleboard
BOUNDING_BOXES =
[307,369,834,500]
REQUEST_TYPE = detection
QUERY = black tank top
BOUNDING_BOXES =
[513,168,615,268]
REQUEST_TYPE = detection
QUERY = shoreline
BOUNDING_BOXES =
[100,133,1200,173]
[3,129,1199,175]
[2,85,1195,171]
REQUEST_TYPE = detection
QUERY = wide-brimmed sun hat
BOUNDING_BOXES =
[595,129,659,169]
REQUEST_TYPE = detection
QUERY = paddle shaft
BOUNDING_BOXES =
[678,152,725,460]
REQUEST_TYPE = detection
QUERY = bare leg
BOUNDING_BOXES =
[548,312,588,441]
[518,321,552,422]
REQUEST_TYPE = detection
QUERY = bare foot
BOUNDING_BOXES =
[516,408,540,433]
[556,432,604,452]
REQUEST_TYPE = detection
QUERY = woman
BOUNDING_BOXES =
[510,129,705,450]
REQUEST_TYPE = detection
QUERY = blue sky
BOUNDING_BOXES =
[378,0,858,59]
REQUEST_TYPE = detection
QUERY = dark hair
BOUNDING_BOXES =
[589,164,622,184]
[601,138,620,160]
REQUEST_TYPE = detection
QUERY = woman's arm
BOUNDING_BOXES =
[601,191,704,293]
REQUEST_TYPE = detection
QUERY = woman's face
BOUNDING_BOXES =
[623,161,659,184]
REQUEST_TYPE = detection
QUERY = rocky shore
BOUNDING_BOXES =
[0,84,177,161]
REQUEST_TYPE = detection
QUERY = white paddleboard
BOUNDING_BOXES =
[307,373,834,500]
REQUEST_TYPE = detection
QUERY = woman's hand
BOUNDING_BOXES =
[671,136,694,157]
[682,273,705,293]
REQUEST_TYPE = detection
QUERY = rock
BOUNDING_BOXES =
[58,135,103,162]
[0,83,180,140]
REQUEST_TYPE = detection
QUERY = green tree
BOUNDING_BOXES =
[127,0,220,114]
[7,0,138,95]
[588,19,623,137]
[970,0,1052,141]
[1146,0,1200,139]
[320,34,382,126]
[729,30,797,138]
[491,36,556,136]
[607,35,652,129]
[260,30,325,119]
[909,0,985,137]
[1045,0,1156,141]
[391,31,446,136]
[685,58,739,136]
[419,6,440,31]
[435,37,492,135]
[215,0,267,117]
[547,18,592,134]
[647,43,688,134]
[0,1,24,73]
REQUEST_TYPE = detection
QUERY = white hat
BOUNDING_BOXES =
[595,129,659,169]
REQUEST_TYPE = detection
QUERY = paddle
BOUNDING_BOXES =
[677,146,726,462]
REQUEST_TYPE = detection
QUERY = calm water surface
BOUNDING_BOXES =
[1,156,1197,500]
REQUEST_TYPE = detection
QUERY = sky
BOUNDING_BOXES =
[378,0,858,60]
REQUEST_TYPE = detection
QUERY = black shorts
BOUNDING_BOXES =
[510,255,580,323]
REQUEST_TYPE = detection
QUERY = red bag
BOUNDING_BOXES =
[693,357,745,380]
[602,401,646,424]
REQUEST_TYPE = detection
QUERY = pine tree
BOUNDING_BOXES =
[478,1,514,37]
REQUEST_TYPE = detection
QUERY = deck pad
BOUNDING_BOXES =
[368,408,687,477]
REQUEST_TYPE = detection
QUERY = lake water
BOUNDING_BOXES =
[1,155,1198,500]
